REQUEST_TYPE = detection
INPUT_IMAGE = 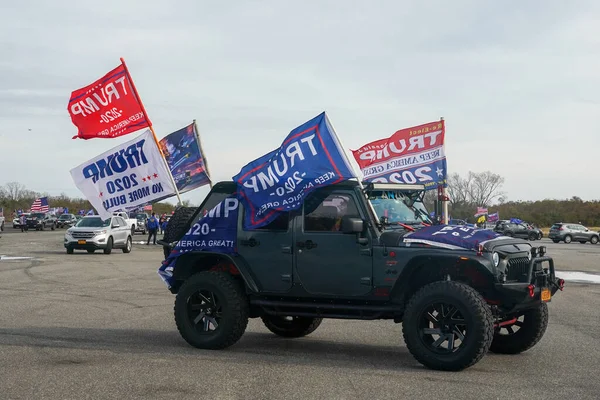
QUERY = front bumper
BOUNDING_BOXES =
[64,234,108,250]
[494,255,564,311]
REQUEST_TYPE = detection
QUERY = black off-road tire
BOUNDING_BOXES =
[489,303,548,354]
[163,206,197,243]
[174,271,249,350]
[402,281,494,371]
[261,316,323,338]
[162,206,197,259]
[103,237,113,255]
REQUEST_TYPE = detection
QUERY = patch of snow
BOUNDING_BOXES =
[556,271,600,284]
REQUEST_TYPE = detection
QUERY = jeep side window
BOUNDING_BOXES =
[303,192,360,232]
[243,212,289,232]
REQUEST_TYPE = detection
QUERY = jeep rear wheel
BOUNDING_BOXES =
[174,271,249,350]
[402,281,494,371]
[489,303,548,354]
[261,316,322,338]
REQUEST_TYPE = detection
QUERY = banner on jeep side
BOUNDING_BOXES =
[158,196,239,288]
[68,63,151,140]
[233,112,356,229]
[159,122,211,193]
[403,225,502,251]
[352,120,447,190]
[70,130,176,220]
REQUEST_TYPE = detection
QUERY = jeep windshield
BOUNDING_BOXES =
[367,190,432,226]
[75,217,111,228]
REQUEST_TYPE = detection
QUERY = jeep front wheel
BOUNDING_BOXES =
[402,281,494,371]
[174,271,249,350]
[261,316,322,338]
[489,303,548,354]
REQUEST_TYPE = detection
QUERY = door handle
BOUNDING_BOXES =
[297,240,317,250]
[240,238,260,247]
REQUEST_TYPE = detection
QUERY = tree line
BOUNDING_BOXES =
[0,182,179,217]
[3,173,597,228]
[425,171,600,227]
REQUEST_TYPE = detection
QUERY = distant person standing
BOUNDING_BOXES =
[20,214,27,233]
[146,212,159,245]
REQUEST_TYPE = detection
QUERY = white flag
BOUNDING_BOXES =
[70,130,176,219]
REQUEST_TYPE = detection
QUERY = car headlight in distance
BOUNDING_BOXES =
[492,252,499,267]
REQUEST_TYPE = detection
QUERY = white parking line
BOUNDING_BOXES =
[0,255,33,261]
[556,271,600,284]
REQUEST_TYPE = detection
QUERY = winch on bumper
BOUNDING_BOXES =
[493,245,565,309]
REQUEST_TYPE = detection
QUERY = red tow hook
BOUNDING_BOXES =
[494,317,518,328]
[527,284,535,298]
[558,279,565,291]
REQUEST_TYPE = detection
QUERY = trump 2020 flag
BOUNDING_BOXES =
[352,120,447,190]
[233,112,356,229]
[403,225,502,251]
[158,195,240,288]
[70,129,176,220]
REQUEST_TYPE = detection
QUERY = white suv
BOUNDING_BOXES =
[64,215,133,254]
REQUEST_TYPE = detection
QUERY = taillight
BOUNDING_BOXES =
[559,226,564,231]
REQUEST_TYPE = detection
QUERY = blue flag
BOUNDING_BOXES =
[158,196,240,288]
[233,112,356,229]
[403,225,502,251]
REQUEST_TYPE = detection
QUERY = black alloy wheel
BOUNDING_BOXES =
[187,289,223,334]
[417,303,468,355]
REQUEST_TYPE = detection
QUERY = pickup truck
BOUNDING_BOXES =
[112,211,136,235]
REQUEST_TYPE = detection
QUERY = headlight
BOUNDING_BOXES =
[94,230,107,235]
[492,252,499,267]
[66,229,73,234]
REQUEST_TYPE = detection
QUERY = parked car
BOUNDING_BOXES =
[56,213,78,228]
[132,213,148,235]
[25,212,56,231]
[548,223,599,244]
[64,215,133,254]
[112,211,137,235]
[13,213,30,229]
[494,221,543,241]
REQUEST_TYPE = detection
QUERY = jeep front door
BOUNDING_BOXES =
[236,211,293,293]
[294,190,372,296]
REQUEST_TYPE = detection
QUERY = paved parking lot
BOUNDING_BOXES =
[0,230,599,399]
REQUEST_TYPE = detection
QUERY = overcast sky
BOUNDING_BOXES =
[1,0,599,205]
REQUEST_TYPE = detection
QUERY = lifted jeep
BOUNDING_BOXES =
[159,181,564,371]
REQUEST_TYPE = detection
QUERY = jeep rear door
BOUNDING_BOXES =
[294,190,373,296]
[236,211,293,292]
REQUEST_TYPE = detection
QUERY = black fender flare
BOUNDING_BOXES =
[389,254,496,304]
[172,251,259,293]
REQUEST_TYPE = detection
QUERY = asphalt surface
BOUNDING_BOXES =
[0,229,599,400]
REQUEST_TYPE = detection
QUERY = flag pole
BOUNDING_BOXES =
[323,112,381,226]
[441,117,449,225]
[119,57,182,206]
[192,119,213,189]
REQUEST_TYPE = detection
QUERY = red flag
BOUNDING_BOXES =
[67,63,151,140]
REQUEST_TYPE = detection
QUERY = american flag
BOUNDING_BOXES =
[31,197,49,213]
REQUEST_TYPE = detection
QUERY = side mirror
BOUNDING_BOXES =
[341,216,363,234]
